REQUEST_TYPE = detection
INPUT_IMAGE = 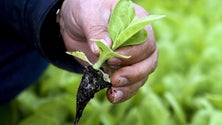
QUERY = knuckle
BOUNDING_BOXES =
[86,25,107,38]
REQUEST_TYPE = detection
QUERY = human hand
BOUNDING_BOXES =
[59,0,158,103]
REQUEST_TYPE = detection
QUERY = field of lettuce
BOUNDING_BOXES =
[1,0,222,125]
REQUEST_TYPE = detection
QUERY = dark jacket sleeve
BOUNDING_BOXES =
[0,0,84,73]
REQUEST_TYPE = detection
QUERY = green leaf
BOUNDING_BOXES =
[66,51,92,65]
[112,15,166,50]
[19,98,68,125]
[209,111,222,125]
[139,87,171,125]
[207,94,222,110]
[108,0,135,43]
[190,110,210,125]
[19,114,58,125]
[165,92,187,125]
[92,39,131,69]
[121,28,148,47]
[123,108,143,125]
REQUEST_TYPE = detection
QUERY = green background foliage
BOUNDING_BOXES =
[1,0,222,124]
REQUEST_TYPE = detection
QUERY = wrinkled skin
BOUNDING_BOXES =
[59,0,158,103]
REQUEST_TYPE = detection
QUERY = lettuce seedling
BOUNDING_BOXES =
[66,0,165,124]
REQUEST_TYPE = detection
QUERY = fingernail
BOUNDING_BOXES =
[117,77,128,86]
[92,43,99,54]
[113,89,123,103]
[104,34,112,48]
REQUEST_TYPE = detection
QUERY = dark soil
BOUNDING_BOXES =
[74,66,111,125]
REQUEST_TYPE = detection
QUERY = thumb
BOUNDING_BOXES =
[81,10,112,55]
[85,24,112,55]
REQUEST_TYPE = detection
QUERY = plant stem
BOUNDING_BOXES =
[92,58,106,70]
